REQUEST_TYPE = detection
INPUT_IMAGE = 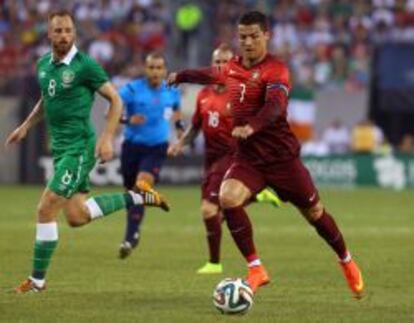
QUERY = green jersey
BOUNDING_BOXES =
[36,46,108,157]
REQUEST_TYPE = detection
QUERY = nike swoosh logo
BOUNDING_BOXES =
[309,192,317,202]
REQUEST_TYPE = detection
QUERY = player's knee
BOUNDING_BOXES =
[64,209,89,228]
[303,202,324,222]
[200,202,219,219]
[66,215,88,228]
[37,197,59,220]
[219,191,243,209]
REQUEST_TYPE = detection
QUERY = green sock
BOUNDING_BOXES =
[32,240,58,280]
[87,192,137,219]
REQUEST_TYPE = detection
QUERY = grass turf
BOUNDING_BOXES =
[0,185,413,323]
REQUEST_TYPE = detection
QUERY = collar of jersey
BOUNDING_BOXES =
[50,45,78,65]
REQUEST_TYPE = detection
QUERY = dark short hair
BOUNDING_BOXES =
[238,11,269,32]
[48,10,75,24]
[145,52,167,64]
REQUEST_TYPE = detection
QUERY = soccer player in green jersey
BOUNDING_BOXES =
[5,10,169,293]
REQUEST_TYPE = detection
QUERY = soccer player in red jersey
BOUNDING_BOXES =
[168,11,364,297]
[169,44,280,275]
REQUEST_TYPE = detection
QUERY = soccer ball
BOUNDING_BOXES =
[212,278,254,315]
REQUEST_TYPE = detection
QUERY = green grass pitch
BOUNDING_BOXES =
[0,185,413,322]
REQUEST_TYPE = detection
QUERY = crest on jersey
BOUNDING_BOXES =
[62,69,75,84]
[39,71,46,79]
[251,70,260,80]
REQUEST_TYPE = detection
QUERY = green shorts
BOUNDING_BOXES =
[47,146,96,199]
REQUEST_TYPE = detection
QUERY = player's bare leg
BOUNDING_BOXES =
[299,201,364,298]
[16,185,168,293]
[219,179,270,293]
[197,200,223,274]
[119,172,155,259]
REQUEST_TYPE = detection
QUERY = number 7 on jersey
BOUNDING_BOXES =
[239,83,246,103]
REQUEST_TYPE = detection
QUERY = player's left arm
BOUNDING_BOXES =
[96,82,123,162]
[235,64,289,139]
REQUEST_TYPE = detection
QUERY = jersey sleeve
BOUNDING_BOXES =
[118,83,135,118]
[176,66,226,85]
[248,62,291,132]
[263,62,290,97]
[83,57,109,92]
[171,87,181,111]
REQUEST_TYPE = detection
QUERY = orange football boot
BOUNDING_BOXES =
[15,278,46,293]
[135,180,170,212]
[339,259,364,298]
[246,265,270,293]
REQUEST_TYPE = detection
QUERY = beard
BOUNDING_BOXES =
[53,40,73,57]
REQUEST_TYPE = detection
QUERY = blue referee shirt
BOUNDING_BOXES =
[119,78,181,146]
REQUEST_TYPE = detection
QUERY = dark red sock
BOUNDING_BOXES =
[203,215,222,264]
[223,207,258,263]
[312,210,348,260]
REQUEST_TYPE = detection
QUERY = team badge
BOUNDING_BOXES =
[251,70,260,80]
[62,69,75,84]
[39,71,46,79]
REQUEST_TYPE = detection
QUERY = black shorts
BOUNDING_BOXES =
[120,140,168,189]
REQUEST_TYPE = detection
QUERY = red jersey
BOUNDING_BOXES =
[192,85,235,167]
[178,54,300,167]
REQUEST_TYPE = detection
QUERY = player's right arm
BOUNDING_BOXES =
[95,82,123,162]
[167,66,226,86]
[5,98,44,147]
[167,124,201,157]
[167,89,204,156]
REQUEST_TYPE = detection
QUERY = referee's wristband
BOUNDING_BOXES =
[175,120,185,131]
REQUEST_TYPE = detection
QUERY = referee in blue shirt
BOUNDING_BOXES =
[118,53,183,258]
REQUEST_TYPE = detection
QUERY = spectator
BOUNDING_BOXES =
[322,119,350,154]
[398,134,414,154]
[301,133,330,157]
[175,1,203,66]
[351,119,384,153]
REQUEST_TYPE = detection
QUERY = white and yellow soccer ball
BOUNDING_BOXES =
[212,278,254,315]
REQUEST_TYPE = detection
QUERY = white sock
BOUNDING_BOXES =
[36,222,58,241]
[85,198,104,220]
[340,251,352,264]
[248,259,262,268]
[30,276,46,288]
[128,191,143,205]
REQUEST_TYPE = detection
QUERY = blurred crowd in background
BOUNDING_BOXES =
[1,0,414,155]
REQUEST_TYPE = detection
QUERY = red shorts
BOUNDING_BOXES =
[201,154,233,204]
[223,158,319,209]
